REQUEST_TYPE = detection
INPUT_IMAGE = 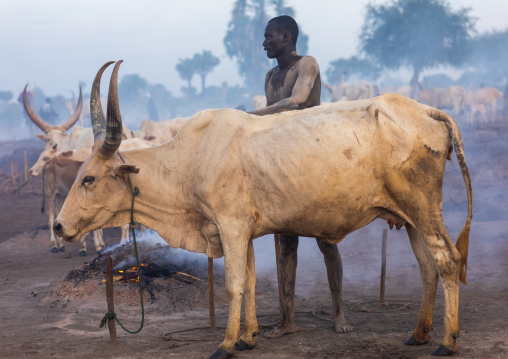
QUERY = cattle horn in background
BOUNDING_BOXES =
[23,84,51,133]
[22,84,83,133]
[99,60,123,158]
[59,86,83,130]
[91,61,115,143]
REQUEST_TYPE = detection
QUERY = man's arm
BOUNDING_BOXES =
[250,57,319,116]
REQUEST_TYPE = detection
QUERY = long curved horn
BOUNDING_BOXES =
[59,86,83,131]
[91,61,115,143]
[99,60,123,158]
[22,84,51,133]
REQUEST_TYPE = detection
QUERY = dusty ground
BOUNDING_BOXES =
[0,116,507,359]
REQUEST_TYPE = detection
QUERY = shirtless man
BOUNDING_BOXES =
[250,15,353,338]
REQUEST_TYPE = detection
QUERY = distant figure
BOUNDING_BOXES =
[39,98,59,125]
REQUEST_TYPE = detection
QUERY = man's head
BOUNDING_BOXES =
[263,15,299,59]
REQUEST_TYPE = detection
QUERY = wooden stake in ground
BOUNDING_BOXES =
[24,149,28,182]
[380,228,387,308]
[10,160,15,185]
[208,257,216,330]
[106,256,118,345]
[274,234,283,320]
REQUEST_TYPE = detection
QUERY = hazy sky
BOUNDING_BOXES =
[1,0,506,98]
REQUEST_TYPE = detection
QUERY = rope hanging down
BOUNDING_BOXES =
[99,186,145,334]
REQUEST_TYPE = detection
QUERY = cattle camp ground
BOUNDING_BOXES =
[0,107,507,358]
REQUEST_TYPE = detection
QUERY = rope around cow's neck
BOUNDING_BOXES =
[99,186,145,334]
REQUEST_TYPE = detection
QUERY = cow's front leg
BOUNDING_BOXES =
[235,239,259,351]
[78,233,88,257]
[208,230,249,359]
[93,229,105,253]
[47,197,59,252]
[120,224,129,245]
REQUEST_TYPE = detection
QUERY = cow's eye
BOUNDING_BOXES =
[43,157,49,161]
[82,176,95,185]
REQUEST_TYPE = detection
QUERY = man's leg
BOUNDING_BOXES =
[264,235,299,339]
[316,238,354,333]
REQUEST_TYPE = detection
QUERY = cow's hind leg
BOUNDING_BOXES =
[405,224,438,346]
[235,239,259,351]
[419,222,462,356]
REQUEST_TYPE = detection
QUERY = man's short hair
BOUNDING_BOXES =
[268,15,299,46]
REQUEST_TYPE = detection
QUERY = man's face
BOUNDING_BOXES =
[263,22,285,59]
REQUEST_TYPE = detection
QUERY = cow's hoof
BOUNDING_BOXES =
[207,348,234,359]
[51,248,58,253]
[79,251,87,257]
[59,247,65,252]
[234,339,256,351]
[431,345,455,356]
[405,335,429,346]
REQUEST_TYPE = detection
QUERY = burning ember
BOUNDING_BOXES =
[101,261,202,284]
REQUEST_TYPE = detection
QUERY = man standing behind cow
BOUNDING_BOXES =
[249,15,353,339]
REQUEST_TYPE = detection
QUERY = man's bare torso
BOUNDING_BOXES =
[265,55,321,109]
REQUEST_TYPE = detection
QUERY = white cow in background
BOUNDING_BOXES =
[324,80,376,102]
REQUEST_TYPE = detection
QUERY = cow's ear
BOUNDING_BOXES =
[60,151,73,158]
[113,165,139,179]
[36,134,49,141]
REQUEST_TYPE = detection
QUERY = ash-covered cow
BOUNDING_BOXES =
[55,61,472,358]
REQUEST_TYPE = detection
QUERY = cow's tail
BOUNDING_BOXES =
[41,165,46,214]
[427,108,473,285]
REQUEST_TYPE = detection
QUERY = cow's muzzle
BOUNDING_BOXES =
[53,221,78,242]
[53,221,63,236]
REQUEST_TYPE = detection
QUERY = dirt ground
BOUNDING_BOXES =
[0,116,507,359]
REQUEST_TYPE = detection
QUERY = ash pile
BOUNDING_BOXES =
[42,240,228,313]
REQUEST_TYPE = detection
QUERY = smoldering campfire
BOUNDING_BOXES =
[43,242,229,313]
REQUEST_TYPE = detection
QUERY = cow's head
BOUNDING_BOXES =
[29,143,60,176]
[53,61,139,243]
[23,84,83,146]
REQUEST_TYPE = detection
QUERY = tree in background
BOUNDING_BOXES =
[224,0,308,93]
[360,0,475,97]
[0,91,13,103]
[175,58,197,94]
[192,50,220,93]
[119,74,148,103]
[326,56,381,85]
